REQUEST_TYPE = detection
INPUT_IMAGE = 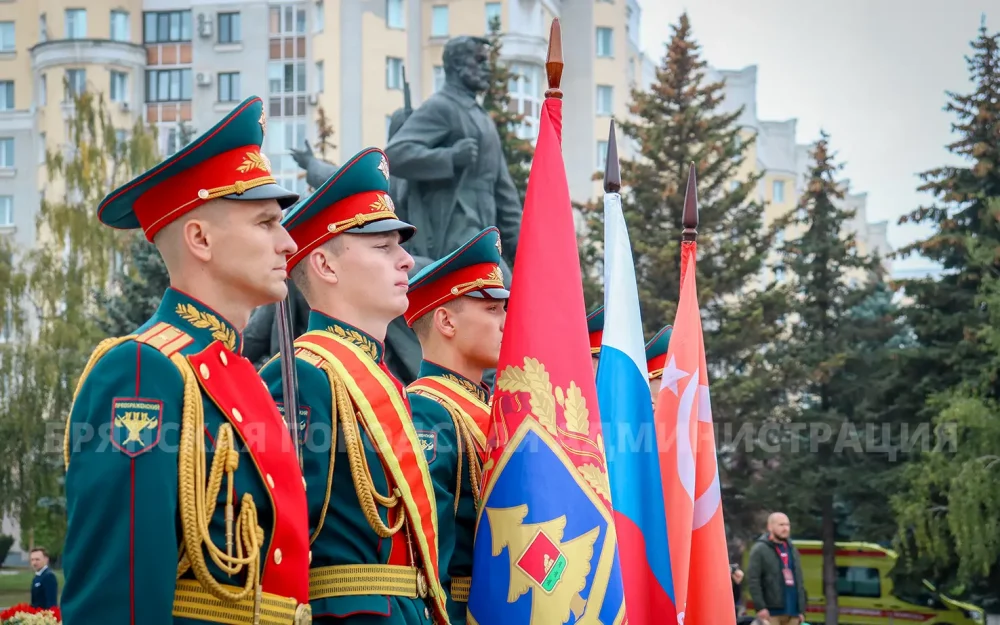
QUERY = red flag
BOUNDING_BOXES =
[469,27,626,622]
[655,240,734,624]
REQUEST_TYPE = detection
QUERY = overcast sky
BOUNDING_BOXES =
[639,0,993,272]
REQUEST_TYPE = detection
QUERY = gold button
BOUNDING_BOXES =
[219,352,228,366]
[198,189,209,199]
[266,474,274,488]
[199,363,210,379]
[274,548,282,564]
[232,408,243,423]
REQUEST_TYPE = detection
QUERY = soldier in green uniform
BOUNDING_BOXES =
[587,304,604,375]
[645,324,673,406]
[258,147,449,624]
[402,228,509,625]
[61,96,313,625]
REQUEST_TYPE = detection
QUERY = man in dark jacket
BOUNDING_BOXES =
[29,547,58,609]
[746,512,806,625]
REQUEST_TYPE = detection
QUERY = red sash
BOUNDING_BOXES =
[294,331,448,622]
[407,376,490,462]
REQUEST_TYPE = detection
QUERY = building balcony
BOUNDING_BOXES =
[29,38,146,73]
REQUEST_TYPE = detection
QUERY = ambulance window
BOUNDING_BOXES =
[836,566,881,598]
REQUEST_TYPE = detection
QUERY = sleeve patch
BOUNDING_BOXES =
[416,430,437,463]
[276,403,312,446]
[111,397,164,458]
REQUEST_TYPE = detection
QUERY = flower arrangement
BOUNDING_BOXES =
[0,604,61,624]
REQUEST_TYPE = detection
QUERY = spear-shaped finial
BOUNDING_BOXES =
[681,162,699,241]
[604,119,621,193]
[545,19,563,99]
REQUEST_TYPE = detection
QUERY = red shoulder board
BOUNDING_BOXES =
[187,341,309,604]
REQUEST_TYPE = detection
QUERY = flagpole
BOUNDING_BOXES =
[545,19,563,101]
[604,120,620,194]
[682,163,698,240]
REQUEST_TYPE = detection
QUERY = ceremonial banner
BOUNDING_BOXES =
[597,189,677,625]
[467,30,626,625]
[655,238,735,623]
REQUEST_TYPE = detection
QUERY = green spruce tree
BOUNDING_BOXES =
[579,13,790,537]
[96,234,170,336]
[766,133,886,625]
[482,16,533,202]
[0,90,159,555]
[891,22,1000,608]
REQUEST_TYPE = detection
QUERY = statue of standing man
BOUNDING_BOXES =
[384,35,522,268]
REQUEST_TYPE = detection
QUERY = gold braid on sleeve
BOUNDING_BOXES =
[172,354,263,605]
[328,371,405,538]
[63,335,138,470]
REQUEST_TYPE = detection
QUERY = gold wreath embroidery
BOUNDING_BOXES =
[370,194,395,214]
[442,373,489,404]
[237,151,271,174]
[327,325,379,361]
[487,266,503,283]
[175,303,237,351]
[496,357,610,503]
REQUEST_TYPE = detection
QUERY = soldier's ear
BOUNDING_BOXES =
[309,248,339,287]
[433,307,457,339]
[182,217,212,263]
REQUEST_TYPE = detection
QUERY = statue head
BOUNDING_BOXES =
[443,36,491,94]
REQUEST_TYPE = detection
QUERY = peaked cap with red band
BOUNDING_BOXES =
[97,96,298,242]
[587,305,604,355]
[281,147,415,270]
[404,227,509,326]
[645,324,673,379]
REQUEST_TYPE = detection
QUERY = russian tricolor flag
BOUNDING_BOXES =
[596,128,678,625]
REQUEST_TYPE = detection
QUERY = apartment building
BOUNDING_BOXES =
[712,64,893,280]
[0,0,641,262]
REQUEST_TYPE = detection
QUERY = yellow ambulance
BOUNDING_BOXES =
[741,540,985,624]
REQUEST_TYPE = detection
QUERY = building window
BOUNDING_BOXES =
[0,22,14,52]
[508,63,541,140]
[39,14,47,43]
[218,13,241,44]
[110,10,129,42]
[65,69,86,100]
[0,138,12,168]
[38,74,46,105]
[431,5,449,38]
[218,72,240,102]
[596,85,612,116]
[39,132,45,164]
[730,180,740,191]
[775,228,785,246]
[269,5,306,35]
[386,0,404,29]
[596,140,608,171]
[313,1,324,32]
[485,3,501,31]
[109,70,128,102]
[264,118,307,194]
[0,196,12,226]
[143,11,192,44]
[432,66,445,92]
[773,180,785,203]
[65,9,87,39]
[145,68,193,102]
[386,57,403,90]
[596,27,613,57]
[0,81,12,110]
[837,566,881,598]
[315,61,324,92]
[268,62,305,94]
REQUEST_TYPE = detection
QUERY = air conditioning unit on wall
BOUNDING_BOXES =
[197,13,213,38]
[196,72,212,86]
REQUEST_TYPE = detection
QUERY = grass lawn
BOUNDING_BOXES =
[0,568,63,609]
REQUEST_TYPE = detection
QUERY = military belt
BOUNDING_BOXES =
[309,564,429,600]
[172,579,311,625]
[450,576,471,603]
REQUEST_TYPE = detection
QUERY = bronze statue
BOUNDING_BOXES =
[245,37,523,385]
